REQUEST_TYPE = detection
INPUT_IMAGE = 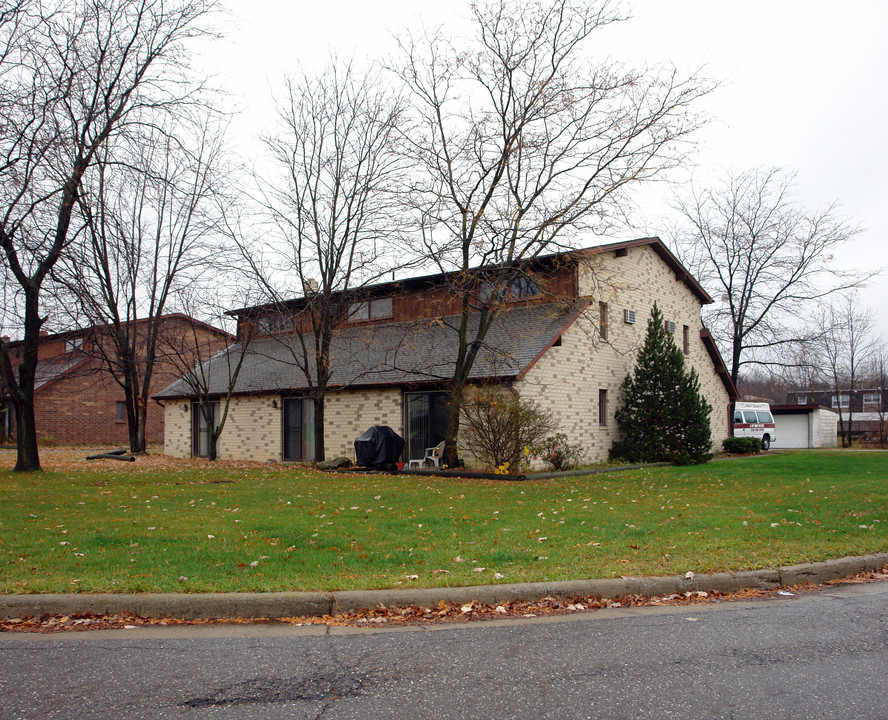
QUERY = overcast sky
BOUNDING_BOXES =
[202,0,888,337]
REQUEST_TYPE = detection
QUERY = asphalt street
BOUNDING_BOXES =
[1,580,886,719]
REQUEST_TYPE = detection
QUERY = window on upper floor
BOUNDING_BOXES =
[863,392,881,406]
[347,297,393,323]
[256,313,296,335]
[479,276,540,303]
[682,325,690,355]
[65,337,83,353]
[831,394,849,409]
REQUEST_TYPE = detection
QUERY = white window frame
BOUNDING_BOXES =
[831,394,849,409]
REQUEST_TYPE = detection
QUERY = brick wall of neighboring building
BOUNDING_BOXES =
[32,360,162,445]
[6,315,230,446]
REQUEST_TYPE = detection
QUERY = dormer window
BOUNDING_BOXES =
[255,314,295,335]
[480,276,540,303]
[347,297,393,323]
[65,337,83,353]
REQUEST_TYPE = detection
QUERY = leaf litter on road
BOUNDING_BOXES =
[2,568,885,634]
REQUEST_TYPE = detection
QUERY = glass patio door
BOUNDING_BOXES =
[192,401,218,458]
[404,392,448,461]
[283,397,315,461]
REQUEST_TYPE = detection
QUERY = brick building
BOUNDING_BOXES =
[158,237,738,464]
[1,315,230,446]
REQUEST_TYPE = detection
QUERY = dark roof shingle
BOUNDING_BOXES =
[156,302,583,399]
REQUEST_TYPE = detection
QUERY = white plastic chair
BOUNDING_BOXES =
[408,441,445,469]
[423,441,445,468]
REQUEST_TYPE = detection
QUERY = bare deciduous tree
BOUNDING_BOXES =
[395,0,710,465]
[816,294,877,447]
[0,0,216,471]
[57,114,229,454]
[242,59,406,461]
[870,348,887,448]
[673,166,873,386]
[161,295,247,462]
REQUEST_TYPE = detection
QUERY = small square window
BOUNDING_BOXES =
[65,337,83,353]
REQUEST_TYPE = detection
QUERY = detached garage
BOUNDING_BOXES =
[771,405,838,449]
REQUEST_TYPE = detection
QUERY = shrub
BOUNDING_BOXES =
[534,433,586,471]
[722,436,762,454]
[461,386,555,472]
[611,303,712,465]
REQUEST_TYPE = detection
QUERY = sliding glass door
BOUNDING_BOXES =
[404,392,448,461]
[283,397,315,461]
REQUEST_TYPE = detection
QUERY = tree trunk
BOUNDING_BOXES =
[208,428,218,461]
[730,334,742,387]
[135,403,147,454]
[314,394,325,462]
[13,394,40,472]
[442,379,465,468]
[13,290,44,471]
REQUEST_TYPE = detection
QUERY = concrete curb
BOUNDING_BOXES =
[1,553,886,621]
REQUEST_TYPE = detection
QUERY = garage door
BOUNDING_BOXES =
[773,414,809,448]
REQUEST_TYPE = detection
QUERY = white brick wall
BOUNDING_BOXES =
[323,388,403,460]
[518,245,731,463]
[163,399,192,458]
[163,389,403,463]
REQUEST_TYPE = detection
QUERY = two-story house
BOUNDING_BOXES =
[1,314,230,446]
[787,388,886,414]
[157,237,738,465]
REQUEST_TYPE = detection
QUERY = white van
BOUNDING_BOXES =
[732,402,777,450]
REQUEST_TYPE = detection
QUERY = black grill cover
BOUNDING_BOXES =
[354,425,406,467]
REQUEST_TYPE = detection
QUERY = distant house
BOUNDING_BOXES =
[786,388,886,441]
[1,315,230,446]
[157,237,739,465]
[787,388,886,414]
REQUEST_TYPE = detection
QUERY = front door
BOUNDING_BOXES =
[404,392,448,461]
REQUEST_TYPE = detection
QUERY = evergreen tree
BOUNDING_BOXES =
[611,304,712,464]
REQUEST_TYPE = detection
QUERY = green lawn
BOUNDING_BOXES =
[0,451,885,594]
